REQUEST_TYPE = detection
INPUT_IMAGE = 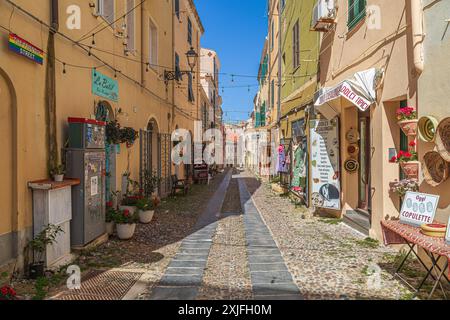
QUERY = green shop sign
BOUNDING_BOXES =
[92,69,119,102]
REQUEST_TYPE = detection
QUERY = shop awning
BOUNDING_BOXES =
[314,68,377,119]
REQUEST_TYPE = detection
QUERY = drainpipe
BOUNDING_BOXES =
[409,0,424,75]
[141,3,145,85]
[45,0,59,172]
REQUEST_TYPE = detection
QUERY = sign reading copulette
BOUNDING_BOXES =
[400,192,440,227]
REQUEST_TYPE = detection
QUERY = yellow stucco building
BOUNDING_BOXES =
[0,0,203,272]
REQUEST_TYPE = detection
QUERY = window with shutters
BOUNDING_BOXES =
[292,20,300,70]
[175,52,182,81]
[348,0,366,30]
[126,0,135,52]
[188,18,193,45]
[188,73,195,102]
[98,0,115,26]
[149,18,158,68]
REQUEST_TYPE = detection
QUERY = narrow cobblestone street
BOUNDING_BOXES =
[140,169,414,300]
[31,168,447,300]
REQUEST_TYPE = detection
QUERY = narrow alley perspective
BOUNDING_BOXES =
[1,0,450,312]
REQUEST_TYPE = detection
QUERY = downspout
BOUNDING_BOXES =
[141,3,145,85]
[45,0,59,172]
[171,0,176,132]
[277,1,282,125]
[410,0,424,75]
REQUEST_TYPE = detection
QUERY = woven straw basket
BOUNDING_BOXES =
[422,151,449,187]
[436,117,450,162]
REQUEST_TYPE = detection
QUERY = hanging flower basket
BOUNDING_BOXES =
[422,151,449,187]
[436,117,450,162]
[398,119,418,136]
[418,116,439,142]
[396,107,418,136]
[400,161,420,180]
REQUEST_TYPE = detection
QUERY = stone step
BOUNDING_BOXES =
[343,210,371,236]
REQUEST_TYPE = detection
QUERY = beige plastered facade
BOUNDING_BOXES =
[0,0,203,270]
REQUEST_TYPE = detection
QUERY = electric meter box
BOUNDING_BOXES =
[66,149,106,247]
[68,117,106,149]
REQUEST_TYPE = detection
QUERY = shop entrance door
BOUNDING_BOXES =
[358,111,371,212]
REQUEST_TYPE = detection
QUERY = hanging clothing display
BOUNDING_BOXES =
[277,144,288,173]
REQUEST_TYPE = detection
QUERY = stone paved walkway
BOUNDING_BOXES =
[238,177,303,300]
[148,170,232,300]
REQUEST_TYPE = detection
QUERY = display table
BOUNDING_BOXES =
[381,220,450,299]
[28,179,80,269]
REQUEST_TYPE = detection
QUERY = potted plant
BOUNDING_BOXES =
[119,175,142,214]
[397,106,418,136]
[0,285,17,300]
[114,208,138,240]
[391,141,420,179]
[136,198,155,224]
[142,170,161,198]
[26,224,64,279]
[105,201,117,235]
[389,179,419,199]
[50,164,65,182]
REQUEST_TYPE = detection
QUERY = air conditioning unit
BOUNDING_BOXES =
[311,0,337,32]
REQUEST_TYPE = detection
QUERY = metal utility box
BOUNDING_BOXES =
[66,149,106,247]
[68,117,106,149]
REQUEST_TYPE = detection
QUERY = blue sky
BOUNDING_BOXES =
[195,0,268,124]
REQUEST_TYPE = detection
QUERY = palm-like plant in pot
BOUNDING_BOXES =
[26,224,64,279]
[113,208,139,240]
[50,164,65,182]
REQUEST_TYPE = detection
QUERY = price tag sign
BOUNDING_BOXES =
[400,192,440,227]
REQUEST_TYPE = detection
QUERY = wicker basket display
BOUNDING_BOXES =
[422,151,449,187]
[418,116,439,142]
[436,117,450,162]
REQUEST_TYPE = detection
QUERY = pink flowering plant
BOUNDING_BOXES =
[396,107,417,121]
[113,209,138,224]
[390,179,419,198]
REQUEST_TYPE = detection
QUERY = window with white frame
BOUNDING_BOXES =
[97,0,115,26]
[126,0,135,52]
[149,18,158,68]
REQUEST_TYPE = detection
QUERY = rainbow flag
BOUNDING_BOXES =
[8,33,44,65]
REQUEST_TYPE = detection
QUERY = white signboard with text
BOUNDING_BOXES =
[400,192,440,227]
[309,118,341,210]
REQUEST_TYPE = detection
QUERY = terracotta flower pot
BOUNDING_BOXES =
[139,210,155,224]
[398,119,418,136]
[116,223,136,240]
[400,161,420,179]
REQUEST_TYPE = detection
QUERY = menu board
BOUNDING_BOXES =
[399,192,439,227]
[309,118,341,210]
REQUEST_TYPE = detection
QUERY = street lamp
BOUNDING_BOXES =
[185,46,198,73]
[164,47,198,85]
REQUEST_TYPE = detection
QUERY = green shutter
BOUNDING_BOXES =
[348,0,366,30]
